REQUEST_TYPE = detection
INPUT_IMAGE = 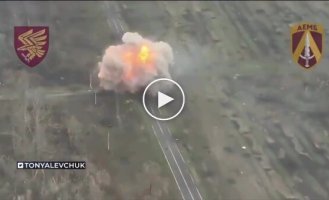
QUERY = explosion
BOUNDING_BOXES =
[97,32,174,94]
[138,45,150,63]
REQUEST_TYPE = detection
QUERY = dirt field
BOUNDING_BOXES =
[1,1,329,200]
[153,2,329,200]
[0,2,180,200]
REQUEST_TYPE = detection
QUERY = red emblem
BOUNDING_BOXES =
[14,26,49,68]
[291,22,324,69]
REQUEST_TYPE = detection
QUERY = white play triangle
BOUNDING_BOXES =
[158,91,174,108]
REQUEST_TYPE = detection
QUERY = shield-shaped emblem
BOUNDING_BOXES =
[291,22,324,69]
[14,26,49,68]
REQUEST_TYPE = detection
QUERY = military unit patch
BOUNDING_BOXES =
[14,26,49,68]
[291,22,324,69]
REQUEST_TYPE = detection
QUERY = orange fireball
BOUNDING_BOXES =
[138,45,150,63]
[121,45,156,82]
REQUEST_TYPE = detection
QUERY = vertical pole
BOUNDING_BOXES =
[94,91,97,105]
[107,131,110,151]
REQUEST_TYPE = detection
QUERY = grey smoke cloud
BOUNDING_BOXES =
[97,32,174,94]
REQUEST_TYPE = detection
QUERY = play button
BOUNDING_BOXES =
[158,92,174,108]
[143,78,185,121]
